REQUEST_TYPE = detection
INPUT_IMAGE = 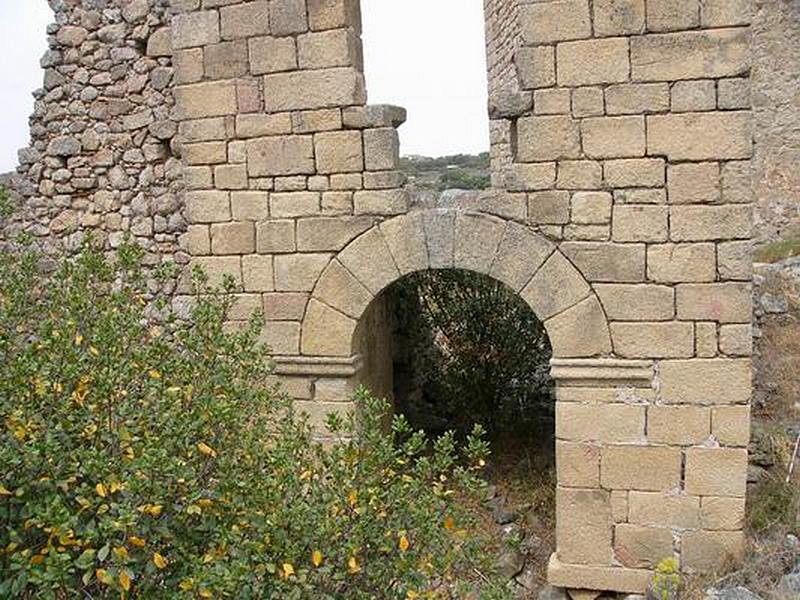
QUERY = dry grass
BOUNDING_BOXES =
[755,236,800,263]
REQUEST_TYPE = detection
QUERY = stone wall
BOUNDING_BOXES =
[4,0,763,594]
[751,0,800,242]
[5,0,185,286]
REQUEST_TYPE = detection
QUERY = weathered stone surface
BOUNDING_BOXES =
[247,135,315,176]
[557,403,645,443]
[249,35,297,74]
[517,116,581,162]
[300,299,356,356]
[601,446,682,491]
[557,38,630,86]
[454,213,505,273]
[582,117,646,159]
[628,492,700,529]
[175,81,238,119]
[263,68,365,112]
[337,228,399,294]
[274,253,330,292]
[682,530,745,572]
[595,284,674,321]
[659,359,751,405]
[315,130,363,173]
[676,283,752,323]
[313,259,372,318]
[631,29,750,81]
[614,524,674,568]
[522,253,590,319]
[560,242,645,283]
[520,0,592,44]
[611,322,694,358]
[670,205,752,241]
[219,2,270,40]
[557,441,601,487]
[545,296,613,358]
[647,112,753,160]
[556,488,613,565]
[593,0,645,36]
[380,213,428,275]
[647,406,710,445]
[647,243,716,283]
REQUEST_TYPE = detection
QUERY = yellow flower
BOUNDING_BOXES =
[0,485,11,496]
[299,469,312,481]
[119,569,132,592]
[398,534,410,552]
[312,550,323,567]
[129,536,146,548]
[347,490,358,507]
[153,552,168,569]
[95,483,107,498]
[96,568,112,585]
[74,334,83,346]
[407,591,420,599]
[109,481,125,494]
[179,579,194,591]
[148,369,161,380]
[199,590,212,599]
[197,442,217,458]
[347,556,361,574]
[113,546,129,560]
[282,562,295,578]
[443,516,455,531]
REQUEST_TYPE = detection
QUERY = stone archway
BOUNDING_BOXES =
[300,208,611,360]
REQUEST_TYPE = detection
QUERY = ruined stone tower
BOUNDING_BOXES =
[8,0,758,593]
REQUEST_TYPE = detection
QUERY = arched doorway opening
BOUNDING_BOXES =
[357,266,559,589]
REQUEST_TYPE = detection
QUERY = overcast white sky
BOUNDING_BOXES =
[0,1,489,172]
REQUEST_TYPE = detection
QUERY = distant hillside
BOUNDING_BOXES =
[400,152,490,192]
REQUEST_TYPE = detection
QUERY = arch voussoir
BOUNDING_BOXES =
[490,220,555,292]
[313,259,374,319]
[521,251,592,320]
[545,295,613,358]
[337,227,400,295]
[379,212,429,275]
[453,212,506,273]
[300,299,356,357]
[422,208,457,269]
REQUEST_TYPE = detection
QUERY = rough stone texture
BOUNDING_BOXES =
[3,0,760,594]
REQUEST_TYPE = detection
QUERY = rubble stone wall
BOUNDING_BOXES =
[5,0,186,285]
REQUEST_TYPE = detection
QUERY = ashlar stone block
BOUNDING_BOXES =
[631,29,749,82]
[522,252,591,319]
[220,2,270,40]
[659,359,751,405]
[517,116,581,162]
[600,446,682,491]
[314,130,363,174]
[614,524,674,569]
[594,284,674,321]
[247,135,315,176]
[249,36,297,74]
[556,488,613,565]
[581,116,646,159]
[263,68,365,112]
[685,448,748,497]
[557,37,630,86]
[545,296,613,358]
[520,0,592,45]
[313,259,372,319]
[593,0,645,36]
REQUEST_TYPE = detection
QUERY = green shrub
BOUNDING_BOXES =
[390,270,553,437]
[0,245,502,599]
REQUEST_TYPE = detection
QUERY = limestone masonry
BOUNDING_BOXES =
[5,0,783,594]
